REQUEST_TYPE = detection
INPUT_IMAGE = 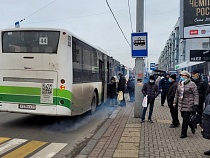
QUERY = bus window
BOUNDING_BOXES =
[2,31,60,53]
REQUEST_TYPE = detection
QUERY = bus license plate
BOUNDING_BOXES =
[19,104,36,110]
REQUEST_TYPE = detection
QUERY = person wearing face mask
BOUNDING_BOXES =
[159,73,171,106]
[141,75,159,123]
[191,70,208,120]
[167,74,180,128]
[173,71,199,138]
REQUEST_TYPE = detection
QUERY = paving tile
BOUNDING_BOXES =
[123,128,140,132]
[125,124,141,128]
[122,131,140,137]
[119,136,140,143]
[117,142,139,150]
[113,149,138,158]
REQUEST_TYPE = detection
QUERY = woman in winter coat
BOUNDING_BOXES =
[141,75,159,123]
[173,71,199,138]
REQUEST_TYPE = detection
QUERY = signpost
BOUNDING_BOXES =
[15,21,20,28]
[150,62,156,71]
[133,0,145,118]
[131,32,148,57]
[190,50,210,61]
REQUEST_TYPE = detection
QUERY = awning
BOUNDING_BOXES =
[175,60,205,70]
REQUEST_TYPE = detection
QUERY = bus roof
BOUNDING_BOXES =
[0,27,110,57]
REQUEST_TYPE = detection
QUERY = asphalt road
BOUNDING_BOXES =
[0,103,116,158]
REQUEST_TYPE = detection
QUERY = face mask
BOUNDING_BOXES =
[180,77,185,81]
[192,77,198,80]
[169,78,172,82]
[150,80,154,83]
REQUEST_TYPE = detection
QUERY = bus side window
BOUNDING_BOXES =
[20,46,27,52]
[32,47,39,52]
[45,47,53,53]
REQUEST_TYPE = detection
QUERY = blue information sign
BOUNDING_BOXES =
[150,62,156,70]
[131,32,148,58]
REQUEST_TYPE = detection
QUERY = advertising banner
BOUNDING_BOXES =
[182,0,210,38]
[190,50,210,61]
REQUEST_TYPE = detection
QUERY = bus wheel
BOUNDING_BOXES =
[90,93,97,114]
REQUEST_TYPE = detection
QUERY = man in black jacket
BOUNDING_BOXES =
[141,75,158,123]
[118,73,126,107]
[167,74,180,128]
[191,70,208,119]
[159,73,171,106]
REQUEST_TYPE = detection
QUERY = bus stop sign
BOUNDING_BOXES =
[131,32,148,58]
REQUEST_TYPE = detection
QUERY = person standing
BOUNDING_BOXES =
[167,74,180,128]
[107,76,117,106]
[141,75,159,123]
[117,73,126,107]
[202,92,210,155]
[173,71,199,138]
[127,76,135,103]
[159,73,171,106]
[191,70,208,119]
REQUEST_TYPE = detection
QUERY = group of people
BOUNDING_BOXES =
[141,70,210,155]
[107,73,135,107]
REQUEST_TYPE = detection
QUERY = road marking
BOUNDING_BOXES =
[2,140,47,158]
[0,137,10,144]
[30,142,67,158]
[0,137,67,157]
[0,138,27,155]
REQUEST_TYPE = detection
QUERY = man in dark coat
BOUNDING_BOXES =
[117,73,126,106]
[167,74,180,128]
[159,73,171,106]
[202,93,210,155]
[141,75,159,123]
[191,70,208,119]
[127,76,135,103]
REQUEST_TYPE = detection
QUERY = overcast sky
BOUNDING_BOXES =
[0,0,179,69]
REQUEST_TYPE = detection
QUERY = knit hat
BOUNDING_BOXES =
[149,75,155,80]
[192,70,200,74]
[180,71,191,77]
[170,74,176,80]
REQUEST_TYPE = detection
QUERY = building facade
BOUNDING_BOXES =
[158,18,210,78]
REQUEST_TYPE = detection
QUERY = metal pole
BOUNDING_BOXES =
[134,0,144,118]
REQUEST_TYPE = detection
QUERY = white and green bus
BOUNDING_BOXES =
[0,28,121,116]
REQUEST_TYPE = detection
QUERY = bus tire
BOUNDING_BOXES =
[90,92,97,114]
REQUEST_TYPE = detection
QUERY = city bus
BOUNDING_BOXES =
[0,27,121,116]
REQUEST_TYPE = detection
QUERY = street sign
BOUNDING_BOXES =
[131,32,148,58]
[150,62,156,70]
[15,21,20,28]
[190,50,210,62]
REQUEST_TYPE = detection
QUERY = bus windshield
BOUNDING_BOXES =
[2,31,60,53]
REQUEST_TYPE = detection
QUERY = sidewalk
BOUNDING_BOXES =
[76,97,210,158]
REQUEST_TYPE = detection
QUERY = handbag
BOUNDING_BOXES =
[189,112,201,124]
[142,95,148,107]
[118,91,123,101]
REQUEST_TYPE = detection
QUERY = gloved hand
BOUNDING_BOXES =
[192,105,199,112]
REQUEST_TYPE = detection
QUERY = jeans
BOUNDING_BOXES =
[129,91,134,102]
[141,101,154,120]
